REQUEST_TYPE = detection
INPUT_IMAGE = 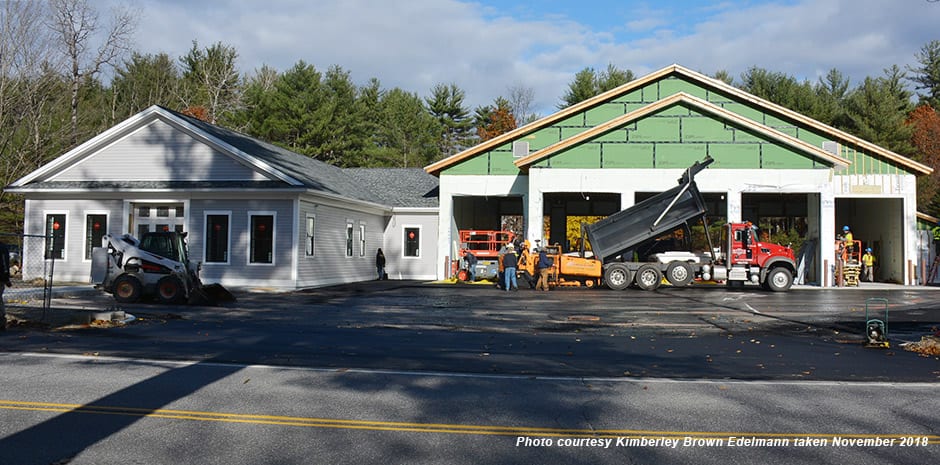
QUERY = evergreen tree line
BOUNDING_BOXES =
[2,1,940,233]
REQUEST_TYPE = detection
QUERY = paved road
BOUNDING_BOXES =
[3,282,939,381]
[0,353,937,465]
[1,283,938,464]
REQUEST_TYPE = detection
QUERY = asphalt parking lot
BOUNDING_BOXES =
[2,280,939,381]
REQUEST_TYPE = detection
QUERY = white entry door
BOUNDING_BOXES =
[133,203,185,237]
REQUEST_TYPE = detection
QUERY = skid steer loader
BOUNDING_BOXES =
[91,231,234,305]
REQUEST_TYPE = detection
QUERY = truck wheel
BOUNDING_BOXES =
[635,264,662,291]
[604,264,632,290]
[665,261,694,287]
[113,275,142,303]
[765,267,793,292]
[157,276,186,303]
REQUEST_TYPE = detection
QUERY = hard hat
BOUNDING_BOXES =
[506,243,514,250]
[843,225,850,231]
[866,248,872,252]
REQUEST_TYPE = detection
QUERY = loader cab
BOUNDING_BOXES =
[139,231,189,263]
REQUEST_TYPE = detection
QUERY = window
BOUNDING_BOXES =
[45,213,66,260]
[359,224,366,257]
[85,214,107,260]
[156,206,169,217]
[404,227,420,257]
[305,215,316,257]
[205,214,230,263]
[249,214,274,264]
[346,223,354,257]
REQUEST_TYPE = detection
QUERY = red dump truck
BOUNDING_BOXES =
[521,156,796,291]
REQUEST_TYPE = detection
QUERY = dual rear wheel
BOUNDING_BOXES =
[605,261,695,291]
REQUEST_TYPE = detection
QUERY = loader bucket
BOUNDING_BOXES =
[188,283,237,306]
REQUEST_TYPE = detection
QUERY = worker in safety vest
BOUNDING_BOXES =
[861,248,875,282]
[841,225,854,257]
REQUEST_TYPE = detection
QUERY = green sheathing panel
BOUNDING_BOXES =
[658,77,709,100]
[631,116,680,142]
[761,143,816,169]
[529,129,561,151]
[682,116,734,142]
[585,103,628,126]
[444,72,913,174]
[489,151,520,175]
[551,144,601,168]
[708,144,762,169]
[612,88,644,103]
[603,143,655,168]
[538,104,828,170]
[443,154,490,175]
[705,87,916,175]
[656,143,708,168]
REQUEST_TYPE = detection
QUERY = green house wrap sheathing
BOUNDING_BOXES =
[440,73,917,176]
[531,102,826,170]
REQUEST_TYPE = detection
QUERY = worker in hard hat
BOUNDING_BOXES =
[841,225,854,257]
[861,247,875,282]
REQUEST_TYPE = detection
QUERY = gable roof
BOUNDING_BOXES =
[514,92,850,170]
[345,168,440,208]
[7,105,439,209]
[425,64,932,176]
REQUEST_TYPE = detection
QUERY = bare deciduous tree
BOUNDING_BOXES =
[47,0,137,145]
[179,41,242,124]
[0,0,64,231]
[507,84,539,126]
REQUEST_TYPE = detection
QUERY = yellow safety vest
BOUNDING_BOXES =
[862,253,874,266]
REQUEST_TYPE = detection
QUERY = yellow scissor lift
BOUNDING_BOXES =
[835,239,862,287]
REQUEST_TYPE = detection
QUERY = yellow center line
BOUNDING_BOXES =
[1,400,937,443]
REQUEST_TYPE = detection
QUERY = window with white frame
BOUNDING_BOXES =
[359,224,366,257]
[305,215,316,257]
[45,213,66,260]
[205,213,230,263]
[346,223,354,257]
[249,213,275,264]
[404,227,420,257]
[85,214,107,260]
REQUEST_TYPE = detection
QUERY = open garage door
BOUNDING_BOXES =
[836,198,904,283]
[742,193,817,284]
[543,193,620,252]
[453,196,524,234]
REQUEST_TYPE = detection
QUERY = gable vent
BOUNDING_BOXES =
[822,141,839,155]
[512,141,529,158]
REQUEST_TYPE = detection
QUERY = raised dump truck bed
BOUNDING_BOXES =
[572,156,796,291]
[583,162,710,264]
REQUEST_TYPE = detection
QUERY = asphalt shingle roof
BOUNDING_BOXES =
[344,168,440,208]
[165,108,438,208]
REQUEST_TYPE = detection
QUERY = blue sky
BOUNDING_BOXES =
[125,0,940,115]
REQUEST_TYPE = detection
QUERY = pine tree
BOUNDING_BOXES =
[425,83,473,158]
[908,40,940,110]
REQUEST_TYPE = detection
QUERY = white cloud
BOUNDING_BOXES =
[126,0,940,116]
